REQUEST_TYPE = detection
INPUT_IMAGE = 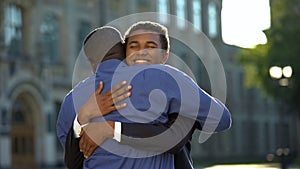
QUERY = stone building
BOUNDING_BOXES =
[0,0,102,168]
[0,0,298,168]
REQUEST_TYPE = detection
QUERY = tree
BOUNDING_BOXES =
[238,0,300,116]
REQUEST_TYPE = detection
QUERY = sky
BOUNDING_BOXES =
[221,0,271,48]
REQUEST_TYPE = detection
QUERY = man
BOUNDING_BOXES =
[59,26,132,169]
[78,21,230,158]
[58,26,176,169]
[57,22,231,169]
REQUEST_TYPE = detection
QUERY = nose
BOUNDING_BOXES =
[137,48,148,56]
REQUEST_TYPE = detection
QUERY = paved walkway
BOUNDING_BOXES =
[198,163,300,169]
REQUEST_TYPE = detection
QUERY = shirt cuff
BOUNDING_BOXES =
[73,116,81,138]
[113,122,121,142]
[73,115,90,138]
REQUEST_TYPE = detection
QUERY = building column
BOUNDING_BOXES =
[0,132,10,169]
[0,105,10,169]
[42,103,56,167]
[65,0,77,83]
[43,133,56,166]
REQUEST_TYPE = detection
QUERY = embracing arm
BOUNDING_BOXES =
[77,74,230,157]
[77,81,199,157]
[77,66,231,166]
[63,81,129,161]
[115,66,232,151]
[163,67,232,134]
[78,115,197,158]
[120,114,199,153]
[77,82,201,159]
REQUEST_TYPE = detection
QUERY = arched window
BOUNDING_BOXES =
[11,101,26,125]
[39,13,59,63]
[157,0,169,24]
[77,20,91,52]
[208,2,218,38]
[4,4,23,56]
[176,0,187,29]
[193,0,202,31]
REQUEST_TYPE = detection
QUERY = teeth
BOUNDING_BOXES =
[135,60,148,63]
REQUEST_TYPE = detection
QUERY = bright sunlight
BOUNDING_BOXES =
[221,0,271,48]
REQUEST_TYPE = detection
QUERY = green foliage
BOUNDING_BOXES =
[238,44,269,89]
[237,0,300,115]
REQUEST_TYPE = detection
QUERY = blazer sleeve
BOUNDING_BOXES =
[64,124,84,169]
[120,114,200,154]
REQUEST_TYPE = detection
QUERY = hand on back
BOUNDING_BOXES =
[78,81,131,125]
[78,81,131,158]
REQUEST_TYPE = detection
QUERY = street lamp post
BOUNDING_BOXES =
[269,65,293,169]
[269,66,293,86]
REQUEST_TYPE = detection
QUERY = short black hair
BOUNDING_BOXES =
[124,21,170,53]
[83,26,125,64]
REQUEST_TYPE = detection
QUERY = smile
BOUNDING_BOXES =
[134,59,150,64]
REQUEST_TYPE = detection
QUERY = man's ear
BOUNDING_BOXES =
[162,52,169,64]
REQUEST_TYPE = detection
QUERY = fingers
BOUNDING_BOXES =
[94,81,132,116]
[79,132,86,152]
[101,81,131,104]
[113,91,131,103]
[79,131,90,153]
[107,91,131,112]
[106,103,127,112]
[101,81,130,100]
[114,103,127,110]
[79,131,98,158]
[83,144,92,158]
[112,85,132,99]
[95,81,104,94]
[110,81,127,94]
[83,143,97,158]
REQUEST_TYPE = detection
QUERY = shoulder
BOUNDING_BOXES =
[96,59,125,73]
[146,64,192,81]
[100,59,122,65]
[73,75,95,91]
[148,64,185,75]
[149,65,200,90]
[61,90,74,107]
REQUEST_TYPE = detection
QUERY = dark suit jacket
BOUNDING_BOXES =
[64,126,83,169]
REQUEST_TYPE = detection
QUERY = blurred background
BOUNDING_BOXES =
[0,0,299,169]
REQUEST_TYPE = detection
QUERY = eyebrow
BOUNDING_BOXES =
[146,41,159,46]
[128,40,159,46]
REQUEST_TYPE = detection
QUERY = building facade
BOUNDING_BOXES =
[0,0,299,168]
[0,0,102,168]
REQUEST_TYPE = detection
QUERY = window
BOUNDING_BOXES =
[11,102,26,127]
[176,0,187,29]
[1,108,7,126]
[157,0,169,24]
[47,113,54,133]
[208,2,217,38]
[77,21,91,52]
[264,122,270,152]
[4,4,23,56]
[55,101,64,152]
[137,0,148,7]
[193,0,202,31]
[39,13,59,63]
